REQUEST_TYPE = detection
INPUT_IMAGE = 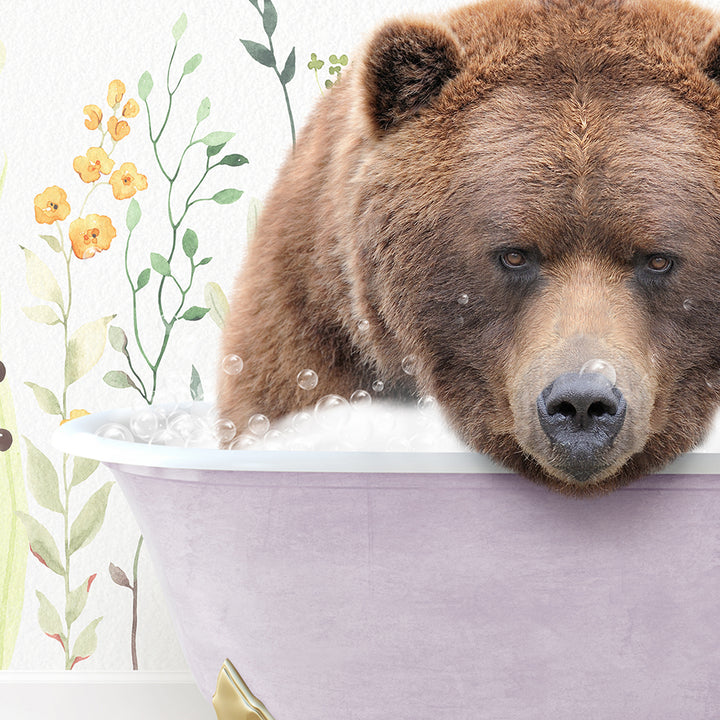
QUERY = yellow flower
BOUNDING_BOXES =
[83,104,103,130]
[109,162,148,200]
[122,98,139,118]
[107,79,125,108]
[34,186,71,224]
[72,147,115,183]
[107,116,130,142]
[69,214,117,259]
[60,409,89,425]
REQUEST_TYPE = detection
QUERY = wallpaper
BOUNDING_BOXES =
[1,0,719,681]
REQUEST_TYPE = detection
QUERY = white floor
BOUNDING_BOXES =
[0,672,217,720]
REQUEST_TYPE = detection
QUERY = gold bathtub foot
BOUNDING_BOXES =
[212,659,277,720]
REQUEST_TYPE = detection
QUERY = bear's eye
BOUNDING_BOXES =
[501,250,527,268]
[646,255,673,273]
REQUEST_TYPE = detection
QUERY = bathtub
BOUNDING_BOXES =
[53,402,720,719]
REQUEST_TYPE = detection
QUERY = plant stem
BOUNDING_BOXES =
[131,534,143,670]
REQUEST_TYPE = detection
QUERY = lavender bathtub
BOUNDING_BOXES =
[53,403,720,719]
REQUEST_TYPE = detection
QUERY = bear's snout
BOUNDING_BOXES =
[537,372,627,482]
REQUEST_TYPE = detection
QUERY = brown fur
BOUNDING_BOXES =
[219,0,720,496]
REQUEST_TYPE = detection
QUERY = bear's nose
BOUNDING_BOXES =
[536,372,627,481]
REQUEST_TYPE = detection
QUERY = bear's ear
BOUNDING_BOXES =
[359,18,463,135]
[700,28,720,83]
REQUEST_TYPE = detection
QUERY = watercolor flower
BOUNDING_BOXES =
[122,99,139,118]
[34,186,71,224]
[68,215,117,259]
[107,116,130,142]
[83,104,103,130]
[60,409,90,425]
[72,147,115,183]
[107,79,126,108]
[109,163,148,200]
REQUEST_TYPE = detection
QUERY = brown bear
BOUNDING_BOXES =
[218,0,720,496]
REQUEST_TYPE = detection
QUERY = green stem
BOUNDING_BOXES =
[123,229,150,400]
[268,34,295,148]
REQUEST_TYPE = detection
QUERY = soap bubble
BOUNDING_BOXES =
[248,413,270,436]
[372,380,384,392]
[260,429,285,450]
[401,354,419,376]
[213,418,237,444]
[222,354,244,375]
[297,369,318,390]
[229,433,258,450]
[148,428,182,446]
[683,298,694,311]
[168,411,197,440]
[291,411,313,432]
[314,394,351,429]
[96,422,134,442]
[457,293,469,305]
[350,389,372,407]
[579,358,617,386]
[417,395,437,414]
[357,319,370,333]
[130,408,160,441]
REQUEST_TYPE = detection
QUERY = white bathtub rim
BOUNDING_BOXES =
[51,402,720,476]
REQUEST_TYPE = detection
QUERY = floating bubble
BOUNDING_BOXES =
[230,433,258,450]
[261,429,285,450]
[148,428,182,446]
[248,413,270,436]
[130,408,160,441]
[401,354,419,376]
[96,422,134,442]
[579,358,617,386]
[457,293,469,305]
[168,411,197,440]
[372,380,385,392]
[297,369,318,390]
[683,298,694,312]
[291,411,313,432]
[350,389,372,407]
[417,395,437,413]
[314,394,351,429]
[222,354,244,375]
[357,319,370,333]
[213,418,237,444]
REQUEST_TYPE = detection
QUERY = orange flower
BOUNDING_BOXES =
[69,214,117,259]
[83,104,103,130]
[34,186,71,224]
[107,116,130,142]
[122,98,139,118]
[60,409,90,425]
[107,79,125,108]
[72,147,115,183]
[109,162,148,200]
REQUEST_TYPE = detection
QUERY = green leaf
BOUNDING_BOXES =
[190,365,204,401]
[103,370,137,390]
[20,246,63,310]
[206,143,227,158]
[65,315,115,387]
[307,53,324,71]
[262,0,277,37]
[181,306,210,321]
[36,591,64,640]
[70,617,102,667]
[21,305,61,326]
[247,0,259,8]
[126,198,141,232]
[108,325,128,356]
[218,154,249,168]
[137,268,151,290]
[150,253,171,276]
[172,12,187,41]
[204,281,228,329]
[239,39,275,67]
[68,482,113,556]
[183,53,202,76]
[66,575,96,627]
[23,437,63,513]
[212,189,243,205]
[24,382,62,417]
[200,131,235,146]
[138,71,153,101]
[39,235,62,253]
[280,47,296,85]
[197,256,212,266]
[182,229,198,258]
[71,456,100,488]
[197,97,211,123]
[16,511,64,575]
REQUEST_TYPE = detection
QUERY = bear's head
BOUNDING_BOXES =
[342,0,720,495]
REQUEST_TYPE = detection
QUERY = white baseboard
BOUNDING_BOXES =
[0,672,216,720]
